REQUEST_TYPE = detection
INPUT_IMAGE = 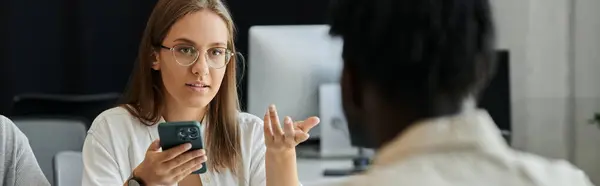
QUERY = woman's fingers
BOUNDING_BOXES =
[264,104,318,147]
[169,153,206,175]
[146,139,161,152]
[283,116,295,141]
[263,110,273,140]
[269,105,284,136]
[172,160,204,182]
[160,143,192,162]
[163,149,205,171]
[296,116,320,133]
[294,132,310,143]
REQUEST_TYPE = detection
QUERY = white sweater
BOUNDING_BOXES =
[0,115,50,186]
[309,109,594,186]
[81,107,268,186]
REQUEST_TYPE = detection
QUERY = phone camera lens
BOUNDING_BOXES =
[189,132,198,139]
[178,131,186,138]
[188,127,198,133]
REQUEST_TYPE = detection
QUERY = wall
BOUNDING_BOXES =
[0,0,332,115]
[0,0,157,117]
[491,0,572,159]
[573,0,600,183]
[494,0,600,182]
[490,0,531,152]
[0,1,12,115]
[522,0,573,160]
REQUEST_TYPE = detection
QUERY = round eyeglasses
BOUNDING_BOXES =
[160,44,234,69]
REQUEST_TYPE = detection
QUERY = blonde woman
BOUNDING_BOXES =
[81,0,318,185]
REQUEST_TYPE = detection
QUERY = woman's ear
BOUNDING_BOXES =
[151,51,161,70]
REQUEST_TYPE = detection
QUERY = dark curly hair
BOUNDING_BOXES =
[329,0,497,111]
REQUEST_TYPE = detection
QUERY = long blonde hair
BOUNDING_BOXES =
[121,0,242,176]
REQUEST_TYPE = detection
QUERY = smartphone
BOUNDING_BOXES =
[158,121,207,174]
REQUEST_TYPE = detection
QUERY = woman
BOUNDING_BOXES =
[81,0,319,185]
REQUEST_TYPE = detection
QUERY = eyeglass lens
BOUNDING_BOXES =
[172,45,231,68]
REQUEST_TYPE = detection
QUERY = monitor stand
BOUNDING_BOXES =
[322,148,371,176]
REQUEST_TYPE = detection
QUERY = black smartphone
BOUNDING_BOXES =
[158,121,207,174]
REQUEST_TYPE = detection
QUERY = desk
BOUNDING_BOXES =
[297,158,354,184]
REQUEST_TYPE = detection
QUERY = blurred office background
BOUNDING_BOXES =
[2,0,600,185]
[0,0,330,115]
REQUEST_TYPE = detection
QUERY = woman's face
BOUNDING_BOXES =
[153,10,230,109]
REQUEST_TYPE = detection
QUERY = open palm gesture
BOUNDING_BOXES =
[263,105,320,152]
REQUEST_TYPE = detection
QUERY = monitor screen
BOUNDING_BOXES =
[478,50,511,132]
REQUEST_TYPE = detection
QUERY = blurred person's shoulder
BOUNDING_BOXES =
[511,151,594,185]
[0,115,50,186]
[0,114,16,132]
[307,151,594,186]
[0,115,19,148]
[0,115,28,147]
[0,115,14,136]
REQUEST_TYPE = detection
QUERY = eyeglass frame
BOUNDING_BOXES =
[157,44,235,69]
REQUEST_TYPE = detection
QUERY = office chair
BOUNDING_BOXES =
[12,118,87,185]
[53,151,83,186]
[11,92,121,128]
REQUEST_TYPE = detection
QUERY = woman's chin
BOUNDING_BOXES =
[182,97,212,108]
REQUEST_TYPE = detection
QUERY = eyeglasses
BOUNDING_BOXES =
[160,44,234,69]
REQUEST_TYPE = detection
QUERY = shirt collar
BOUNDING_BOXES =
[372,98,511,167]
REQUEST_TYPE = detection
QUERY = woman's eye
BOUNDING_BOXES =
[178,47,196,56]
[209,48,226,56]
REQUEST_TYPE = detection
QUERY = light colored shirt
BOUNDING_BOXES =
[81,107,267,186]
[0,115,50,186]
[310,108,594,186]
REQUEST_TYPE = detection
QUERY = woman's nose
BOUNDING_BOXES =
[192,54,210,76]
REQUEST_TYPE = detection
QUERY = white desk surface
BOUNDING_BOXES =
[297,158,354,184]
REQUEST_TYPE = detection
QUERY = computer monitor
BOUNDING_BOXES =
[478,50,512,143]
[247,25,343,139]
[247,25,512,145]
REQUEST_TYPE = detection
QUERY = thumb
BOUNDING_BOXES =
[297,116,320,133]
[295,132,310,143]
[147,139,161,152]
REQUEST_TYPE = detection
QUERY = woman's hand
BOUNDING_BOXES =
[263,104,320,153]
[131,140,207,186]
[263,104,320,186]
